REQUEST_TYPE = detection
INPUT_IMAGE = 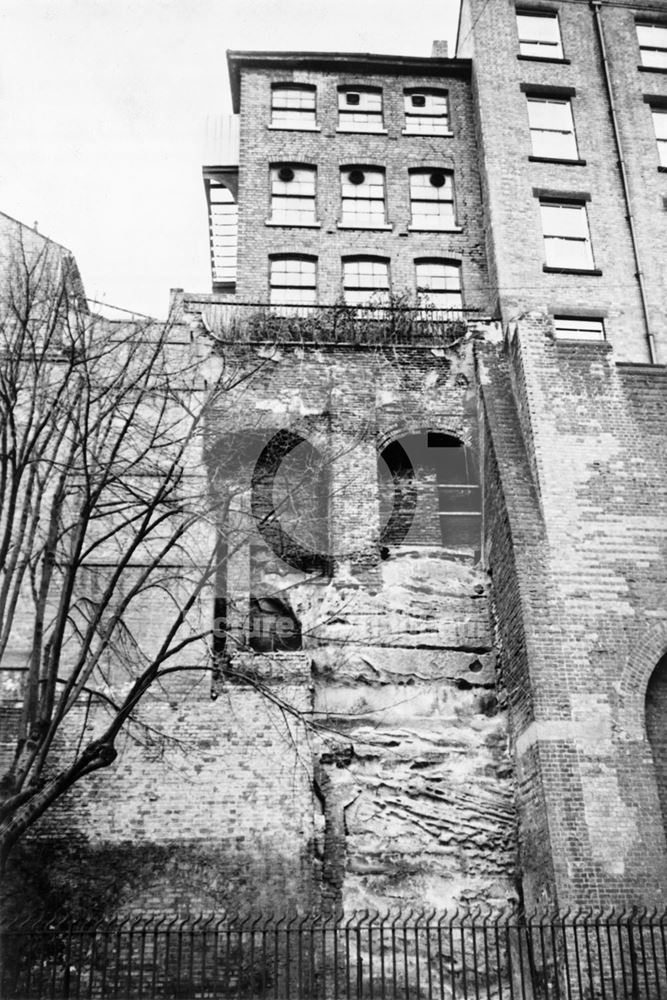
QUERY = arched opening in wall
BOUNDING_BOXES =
[378,432,480,554]
[646,653,667,836]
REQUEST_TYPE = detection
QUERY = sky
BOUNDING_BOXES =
[1,0,462,319]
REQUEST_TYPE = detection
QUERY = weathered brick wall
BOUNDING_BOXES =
[458,0,667,363]
[234,62,491,311]
[479,317,667,908]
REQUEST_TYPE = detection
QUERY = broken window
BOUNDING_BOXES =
[338,87,384,131]
[409,170,456,230]
[378,433,480,552]
[340,168,387,228]
[404,89,450,135]
[270,165,317,225]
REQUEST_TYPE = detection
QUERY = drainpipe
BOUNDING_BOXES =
[590,0,657,365]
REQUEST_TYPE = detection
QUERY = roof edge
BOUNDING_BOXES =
[226,49,472,113]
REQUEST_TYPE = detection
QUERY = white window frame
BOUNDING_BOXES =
[527,96,578,160]
[403,89,450,135]
[415,260,463,311]
[540,201,595,270]
[269,165,317,225]
[270,84,317,128]
[342,257,390,306]
[338,87,384,132]
[207,181,238,286]
[516,11,564,59]
[637,24,667,69]
[553,316,605,341]
[269,256,317,306]
[409,170,456,230]
[651,107,667,166]
[340,168,387,228]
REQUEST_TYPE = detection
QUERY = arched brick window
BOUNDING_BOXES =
[646,653,667,835]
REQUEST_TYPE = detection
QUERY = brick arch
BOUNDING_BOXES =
[617,622,667,739]
[646,654,667,836]
[376,423,469,453]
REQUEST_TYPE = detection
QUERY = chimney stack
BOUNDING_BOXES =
[431,40,448,58]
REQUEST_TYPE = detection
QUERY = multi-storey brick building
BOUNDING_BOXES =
[5,0,667,924]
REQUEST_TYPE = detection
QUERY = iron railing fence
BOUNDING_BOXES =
[2,908,667,1000]
[196,301,495,347]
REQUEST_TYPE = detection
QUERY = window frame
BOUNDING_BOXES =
[539,198,596,272]
[269,164,318,226]
[409,169,457,231]
[637,23,667,70]
[342,256,390,306]
[552,315,606,341]
[651,106,667,166]
[270,83,317,129]
[269,255,317,307]
[526,94,579,161]
[339,166,388,229]
[337,86,385,133]
[415,259,463,312]
[516,10,564,60]
[403,88,451,136]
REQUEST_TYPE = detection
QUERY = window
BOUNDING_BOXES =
[269,256,317,306]
[404,89,450,134]
[553,316,605,341]
[270,84,316,127]
[637,24,667,69]
[651,107,667,166]
[342,257,390,306]
[516,11,563,59]
[527,96,578,160]
[378,433,480,552]
[270,165,316,225]
[206,180,238,287]
[409,170,456,229]
[340,168,386,227]
[540,201,594,270]
[415,260,462,310]
[338,87,384,131]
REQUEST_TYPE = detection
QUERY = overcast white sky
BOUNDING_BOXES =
[1,0,461,317]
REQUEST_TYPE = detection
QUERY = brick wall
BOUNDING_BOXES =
[458,0,667,363]
[233,61,491,312]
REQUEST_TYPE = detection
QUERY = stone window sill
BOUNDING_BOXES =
[543,265,602,275]
[265,220,321,228]
[267,124,321,132]
[336,126,388,135]
[408,225,463,233]
[337,222,393,230]
[518,54,571,64]
[529,155,587,166]
[402,129,454,138]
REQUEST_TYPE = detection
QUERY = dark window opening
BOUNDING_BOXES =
[248,596,302,653]
[647,654,667,837]
[378,432,480,552]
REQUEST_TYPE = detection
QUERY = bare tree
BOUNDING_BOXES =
[0,227,242,865]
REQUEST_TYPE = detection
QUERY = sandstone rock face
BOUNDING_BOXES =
[306,549,517,911]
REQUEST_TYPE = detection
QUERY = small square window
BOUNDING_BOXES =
[553,316,605,341]
[637,24,667,69]
[517,11,564,59]
[540,201,594,270]
[338,87,384,132]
